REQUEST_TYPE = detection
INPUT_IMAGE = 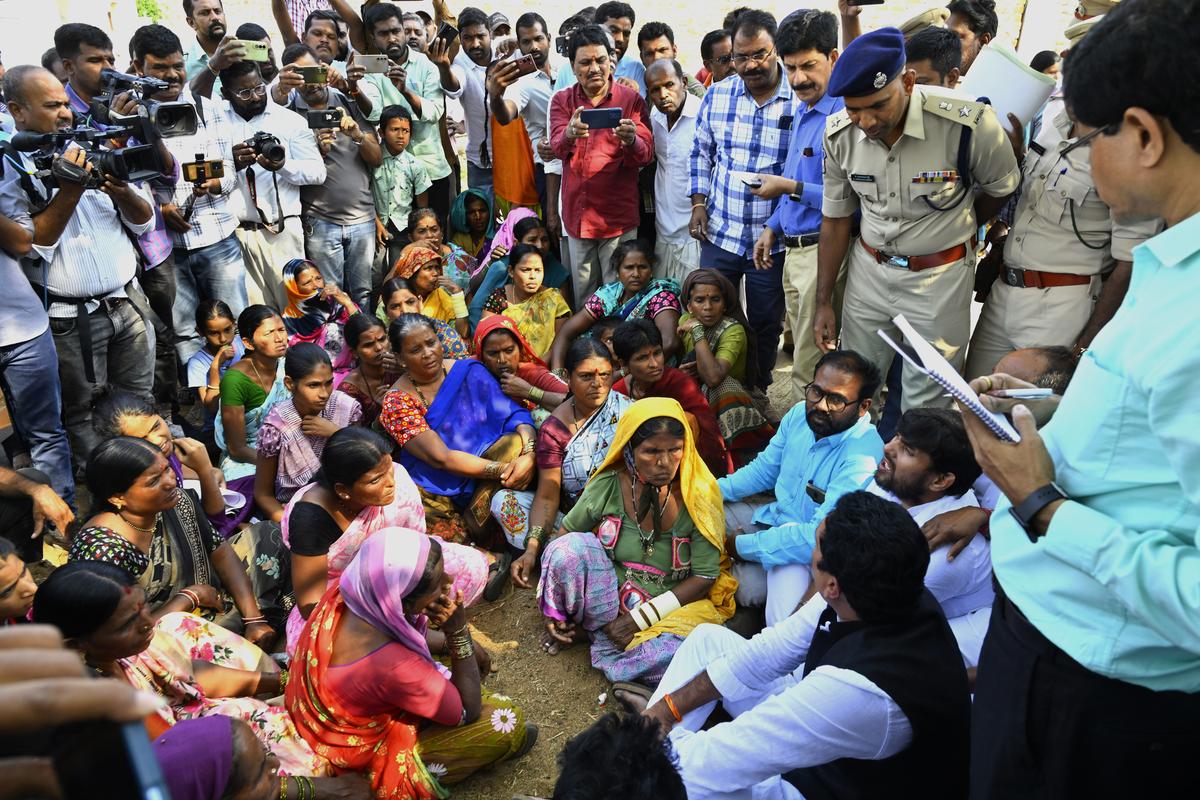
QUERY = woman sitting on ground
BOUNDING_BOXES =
[67,437,284,645]
[281,258,359,379]
[448,187,496,264]
[34,561,334,780]
[280,428,493,655]
[470,212,570,329]
[481,243,572,360]
[254,344,362,523]
[678,269,775,465]
[379,314,537,550]
[613,320,731,477]
[217,306,290,487]
[536,398,737,686]
[185,299,243,424]
[335,314,401,428]
[408,207,475,291]
[287,530,535,796]
[379,276,471,360]
[473,314,568,420]
[386,244,470,341]
[500,338,631,566]
[548,239,681,372]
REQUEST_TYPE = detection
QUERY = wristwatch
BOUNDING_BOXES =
[1009,482,1068,542]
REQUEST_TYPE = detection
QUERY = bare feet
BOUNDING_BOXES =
[541,618,584,655]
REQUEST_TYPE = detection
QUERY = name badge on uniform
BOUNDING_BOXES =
[850,173,876,183]
[912,170,959,184]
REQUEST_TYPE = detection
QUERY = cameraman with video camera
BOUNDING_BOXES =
[1,65,155,466]
[217,59,325,311]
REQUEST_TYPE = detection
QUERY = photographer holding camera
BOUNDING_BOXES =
[217,59,325,311]
[1,65,155,466]
[279,43,381,311]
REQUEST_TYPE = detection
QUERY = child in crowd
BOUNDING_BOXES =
[187,299,244,420]
[373,105,431,270]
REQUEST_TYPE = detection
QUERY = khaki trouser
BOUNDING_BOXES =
[784,241,847,405]
[235,216,304,312]
[653,236,701,285]
[839,239,974,412]
[964,277,1099,378]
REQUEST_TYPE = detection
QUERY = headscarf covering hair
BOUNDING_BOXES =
[476,207,538,275]
[281,258,336,338]
[153,716,234,800]
[449,188,497,241]
[389,243,442,281]
[472,314,546,368]
[338,528,450,676]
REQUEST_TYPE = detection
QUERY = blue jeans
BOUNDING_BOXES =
[700,241,785,390]
[304,217,376,311]
[467,161,494,199]
[0,328,76,507]
[173,233,248,363]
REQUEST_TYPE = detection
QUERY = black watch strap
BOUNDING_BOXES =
[1010,482,1068,542]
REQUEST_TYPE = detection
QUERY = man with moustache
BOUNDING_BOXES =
[443,7,494,194]
[646,59,701,282]
[699,29,734,88]
[719,350,883,626]
[183,0,229,85]
[749,10,844,406]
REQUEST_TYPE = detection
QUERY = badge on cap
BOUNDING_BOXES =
[873,71,887,89]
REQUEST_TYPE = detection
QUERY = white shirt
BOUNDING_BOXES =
[215,100,325,224]
[160,91,239,250]
[448,51,490,167]
[510,65,557,166]
[672,596,912,800]
[651,91,701,242]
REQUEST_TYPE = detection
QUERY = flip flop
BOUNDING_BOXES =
[484,552,512,601]
[611,681,654,713]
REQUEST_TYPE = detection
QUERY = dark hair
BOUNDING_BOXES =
[405,538,445,601]
[54,23,113,61]
[816,491,930,622]
[569,24,613,62]
[630,415,686,448]
[553,713,685,800]
[379,103,413,130]
[92,389,156,441]
[380,276,413,304]
[947,0,998,39]
[1028,345,1077,394]
[776,9,837,58]
[700,29,730,61]
[85,437,162,511]
[281,42,319,66]
[1029,50,1059,73]
[560,12,592,37]
[906,27,962,81]
[680,268,758,383]
[507,243,542,273]
[344,313,387,350]
[32,560,136,640]
[237,304,279,342]
[3,66,44,108]
[365,2,404,34]
[284,342,331,381]
[130,24,183,62]
[512,216,547,242]
[458,7,490,34]
[40,48,61,71]
[565,337,615,374]
[592,315,623,339]
[730,9,777,43]
[388,313,437,352]
[515,13,549,37]
[637,21,674,48]
[195,297,235,331]
[610,238,655,275]
[1064,1,1199,152]
[218,59,262,90]
[814,349,883,402]
[612,319,662,363]
[304,8,340,35]
[319,427,392,489]
[593,2,635,26]
[408,207,441,232]
[0,536,16,561]
[235,22,269,41]
[722,7,751,33]
[895,409,981,497]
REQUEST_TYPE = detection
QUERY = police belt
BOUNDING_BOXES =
[859,238,973,272]
[1001,266,1092,289]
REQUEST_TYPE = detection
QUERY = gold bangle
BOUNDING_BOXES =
[521,438,536,455]
[483,461,504,478]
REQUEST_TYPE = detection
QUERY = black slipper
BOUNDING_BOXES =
[484,552,512,601]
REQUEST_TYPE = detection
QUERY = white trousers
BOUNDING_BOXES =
[725,501,813,626]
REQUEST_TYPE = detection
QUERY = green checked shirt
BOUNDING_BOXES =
[373,147,432,232]
[359,49,452,182]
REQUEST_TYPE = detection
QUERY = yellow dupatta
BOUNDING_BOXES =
[590,397,738,649]
[422,287,457,324]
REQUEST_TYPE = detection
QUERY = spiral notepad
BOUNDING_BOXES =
[878,314,1021,442]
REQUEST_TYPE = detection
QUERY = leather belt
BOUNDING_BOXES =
[1001,267,1092,289]
[784,232,820,248]
[860,238,971,271]
[239,214,297,232]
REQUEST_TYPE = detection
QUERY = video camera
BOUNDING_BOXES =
[90,68,197,139]
[8,128,162,189]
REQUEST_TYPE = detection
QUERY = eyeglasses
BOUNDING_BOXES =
[803,382,860,413]
[711,54,733,65]
[1060,122,1120,157]
[732,47,776,67]
[232,84,268,101]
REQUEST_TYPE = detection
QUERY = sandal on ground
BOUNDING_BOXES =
[484,552,512,601]
[611,681,654,713]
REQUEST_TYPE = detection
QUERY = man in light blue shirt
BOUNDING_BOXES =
[721,350,883,625]
[962,4,1200,797]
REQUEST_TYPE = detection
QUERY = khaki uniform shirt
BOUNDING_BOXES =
[1004,108,1160,275]
[822,85,1020,256]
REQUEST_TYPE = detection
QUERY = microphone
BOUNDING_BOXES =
[8,132,55,152]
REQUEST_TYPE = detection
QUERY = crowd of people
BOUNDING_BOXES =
[1,0,1198,798]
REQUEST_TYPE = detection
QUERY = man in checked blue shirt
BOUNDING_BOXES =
[688,9,791,392]
[961,3,1200,797]
[749,11,845,407]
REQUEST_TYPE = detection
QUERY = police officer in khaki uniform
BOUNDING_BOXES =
[965,105,1161,378]
[812,26,1019,412]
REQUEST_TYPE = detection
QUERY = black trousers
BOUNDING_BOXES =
[137,256,179,402]
[970,590,1200,799]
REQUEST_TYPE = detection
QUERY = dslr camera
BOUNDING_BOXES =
[247,131,286,162]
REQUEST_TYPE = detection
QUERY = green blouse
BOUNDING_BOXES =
[561,469,721,601]
[678,314,749,383]
[219,368,268,411]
